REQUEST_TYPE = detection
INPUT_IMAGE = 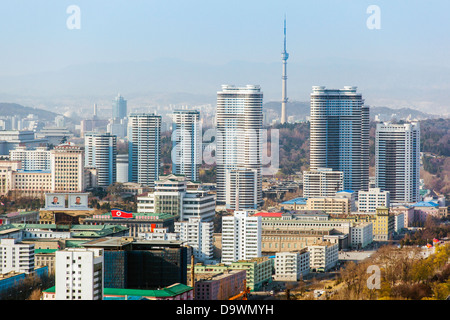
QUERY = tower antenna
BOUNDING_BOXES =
[281,15,289,124]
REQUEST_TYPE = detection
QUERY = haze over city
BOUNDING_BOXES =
[0,0,449,115]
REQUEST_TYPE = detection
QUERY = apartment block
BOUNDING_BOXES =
[273,250,310,281]
[55,248,104,300]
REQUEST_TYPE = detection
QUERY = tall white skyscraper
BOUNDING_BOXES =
[216,85,263,209]
[221,211,262,265]
[128,113,161,187]
[310,86,369,192]
[375,122,420,203]
[55,248,104,300]
[84,132,117,188]
[171,110,202,182]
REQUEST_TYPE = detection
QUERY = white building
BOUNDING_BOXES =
[171,110,202,182]
[310,86,370,193]
[357,188,390,213]
[137,174,215,221]
[303,168,344,198]
[308,241,339,272]
[0,238,35,275]
[138,227,178,241]
[216,85,263,208]
[221,211,262,265]
[225,167,259,211]
[175,216,214,262]
[394,212,405,233]
[127,113,161,188]
[376,122,420,202]
[273,250,310,281]
[350,222,373,249]
[84,132,117,188]
[55,248,104,300]
[9,146,51,171]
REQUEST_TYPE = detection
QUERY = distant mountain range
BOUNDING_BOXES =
[263,101,442,121]
[0,58,449,116]
[0,103,75,124]
[0,101,442,129]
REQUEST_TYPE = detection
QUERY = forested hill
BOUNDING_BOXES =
[0,103,61,122]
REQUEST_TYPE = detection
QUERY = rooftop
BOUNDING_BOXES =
[281,197,307,205]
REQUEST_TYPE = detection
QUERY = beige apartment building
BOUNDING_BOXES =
[50,143,85,193]
[306,197,350,215]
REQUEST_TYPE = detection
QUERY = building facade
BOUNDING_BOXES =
[357,188,390,213]
[175,216,214,262]
[216,85,263,208]
[0,238,35,275]
[225,167,259,211]
[112,94,127,120]
[171,110,202,182]
[309,86,369,192]
[84,132,117,188]
[9,146,50,171]
[221,211,262,265]
[50,143,85,193]
[55,248,104,300]
[128,113,161,188]
[303,168,344,198]
[375,122,420,203]
[136,174,216,221]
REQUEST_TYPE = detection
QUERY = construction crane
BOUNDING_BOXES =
[229,279,251,300]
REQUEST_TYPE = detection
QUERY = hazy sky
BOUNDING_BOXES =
[0,0,450,113]
[1,0,449,73]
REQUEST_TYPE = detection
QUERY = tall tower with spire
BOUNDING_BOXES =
[281,17,289,124]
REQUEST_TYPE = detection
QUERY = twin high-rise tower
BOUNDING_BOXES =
[309,86,370,193]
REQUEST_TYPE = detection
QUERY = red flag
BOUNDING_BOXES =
[111,209,133,219]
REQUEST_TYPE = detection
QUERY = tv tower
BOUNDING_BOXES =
[280,16,289,124]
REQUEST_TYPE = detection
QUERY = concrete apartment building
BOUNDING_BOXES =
[306,196,351,215]
[273,250,310,281]
[189,257,273,291]
[0,238,35,275]
[308,241,339,272]
[302,168,344,198]
[55,248,104,300]
[193,269,247,300]
[50,143,85,193]
[137,174,216,221]
[358,188,390,213]
[221,211,262,265]
[350,222,373,249]
[175,216,214,262]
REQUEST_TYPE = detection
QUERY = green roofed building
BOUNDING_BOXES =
[42,283,193,300]
[82,211,175,237]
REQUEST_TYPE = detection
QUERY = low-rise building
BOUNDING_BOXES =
[194,269,247,300]
[357,188,390,213]
[273,249,310,281]
[308,241,339,272]
[372,207,395,241]
[350,222,373,249]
